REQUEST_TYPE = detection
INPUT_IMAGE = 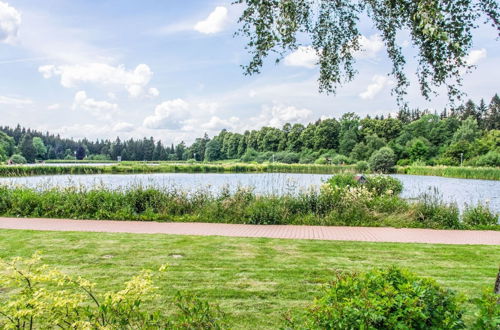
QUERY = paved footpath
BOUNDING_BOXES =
[0,217,499,245]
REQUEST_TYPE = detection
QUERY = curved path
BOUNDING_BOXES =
[1,217,499,245]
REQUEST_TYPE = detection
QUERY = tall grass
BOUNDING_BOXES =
[397,165,500,181]
[0,175,497,230]
[0,163,357,177]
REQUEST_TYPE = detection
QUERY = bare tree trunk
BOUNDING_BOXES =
[495,267,500,295]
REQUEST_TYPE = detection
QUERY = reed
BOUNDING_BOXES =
[0,177,496,230]
[396,165,500,181]
[0,163,357,177]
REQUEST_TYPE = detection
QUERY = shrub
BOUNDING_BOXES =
[0,253,227,329]
[473,151,500,167]
[326,173,358,188]
[397,158,411,166]
[462,203,499,227]
[365,175,403,196]
[355,160,369,172]
[331,154,352,165]
[9,154,27,164]
[240,148,259,162]
[369,147,396,173]
[413,190,461,229]
[472,289,500,330]
[287,267,465,329]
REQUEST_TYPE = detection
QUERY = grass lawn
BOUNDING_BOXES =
[0,229,499,328]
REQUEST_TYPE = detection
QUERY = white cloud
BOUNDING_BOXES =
[194,6,228,34]
[284,46,318,69]
[47,103,60,110]
[283,34,382,69]
[0,95,32,106]
[148,87,160,97]
[143,98,191,130]
[355,34,384,59]
[250,104,313,128]
[39,63,154,98]
[72,90,118,120]
[200,116,240,131]
[113,122,134,132]
[0,1,21,43]
[359,75,394,99]
[465,48,487,66]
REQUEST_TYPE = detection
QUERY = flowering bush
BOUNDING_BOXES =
[0,253,226,329]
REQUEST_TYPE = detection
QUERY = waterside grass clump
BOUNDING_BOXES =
[397,165,500,181]
[0,175,497,230]
[0,163,357,177]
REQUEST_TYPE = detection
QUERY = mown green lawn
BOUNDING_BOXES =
[0,229,498,328]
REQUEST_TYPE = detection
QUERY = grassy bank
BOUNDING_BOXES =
[397,165,500,180]
[0,176,497,230]
[1,161,499,180]
[0,229,498,328]
[0,162,356,177]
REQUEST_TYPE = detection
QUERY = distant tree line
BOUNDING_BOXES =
[1,94,499,167]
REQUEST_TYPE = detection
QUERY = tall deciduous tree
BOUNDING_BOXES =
[236,0,499,104]
[19,134,36,163]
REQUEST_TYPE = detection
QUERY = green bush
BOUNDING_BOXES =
[413,190,461,229]
[287,267,465,329]
[355,160,369,172]
[369,147,396,173]
[331,154,352,165]
[365,175,403,196]
[472,289,500,329]
[462,204,499,227]
[326,173,357,188]
[9,154,27,164]
[397,158,411,166]
[0,253,227,329]
[473,151,500,167]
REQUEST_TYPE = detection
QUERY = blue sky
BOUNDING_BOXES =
[0,0,499,143]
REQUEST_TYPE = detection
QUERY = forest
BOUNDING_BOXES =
[1,94,499,167]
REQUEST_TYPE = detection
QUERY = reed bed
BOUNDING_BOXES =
[0,175,497,230]
[396,165,500,181]
[0,163,357,177]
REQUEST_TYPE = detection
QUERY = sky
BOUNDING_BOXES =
[0,0,499,144]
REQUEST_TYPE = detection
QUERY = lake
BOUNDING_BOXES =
[0,173,498,213]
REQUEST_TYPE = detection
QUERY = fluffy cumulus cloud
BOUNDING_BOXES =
[39,63,156,98]
[284,46,318,69]
[250,104,313,128]
[0,95,32,106]
[465,48,487,65]
[143,99,191,130]
[0,1,20,43]
[113,122,134,132]
[200,116,240,131]
[284,34,383,69]
[359,75,394,100]
[355,34,384,59]
[72,90,118,120]
[194,6,228,34]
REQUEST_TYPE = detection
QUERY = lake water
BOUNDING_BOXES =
[0,173,498,213]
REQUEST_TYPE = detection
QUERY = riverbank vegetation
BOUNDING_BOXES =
[0,230,498,328]
[0,175,497,230]
[0,162,357,177]
[0,161,499,180]
[1,96,499,169]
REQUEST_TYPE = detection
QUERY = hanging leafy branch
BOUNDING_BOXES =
[235,0,500,105]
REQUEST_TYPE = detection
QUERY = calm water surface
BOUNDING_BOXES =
[0,173,498,213]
